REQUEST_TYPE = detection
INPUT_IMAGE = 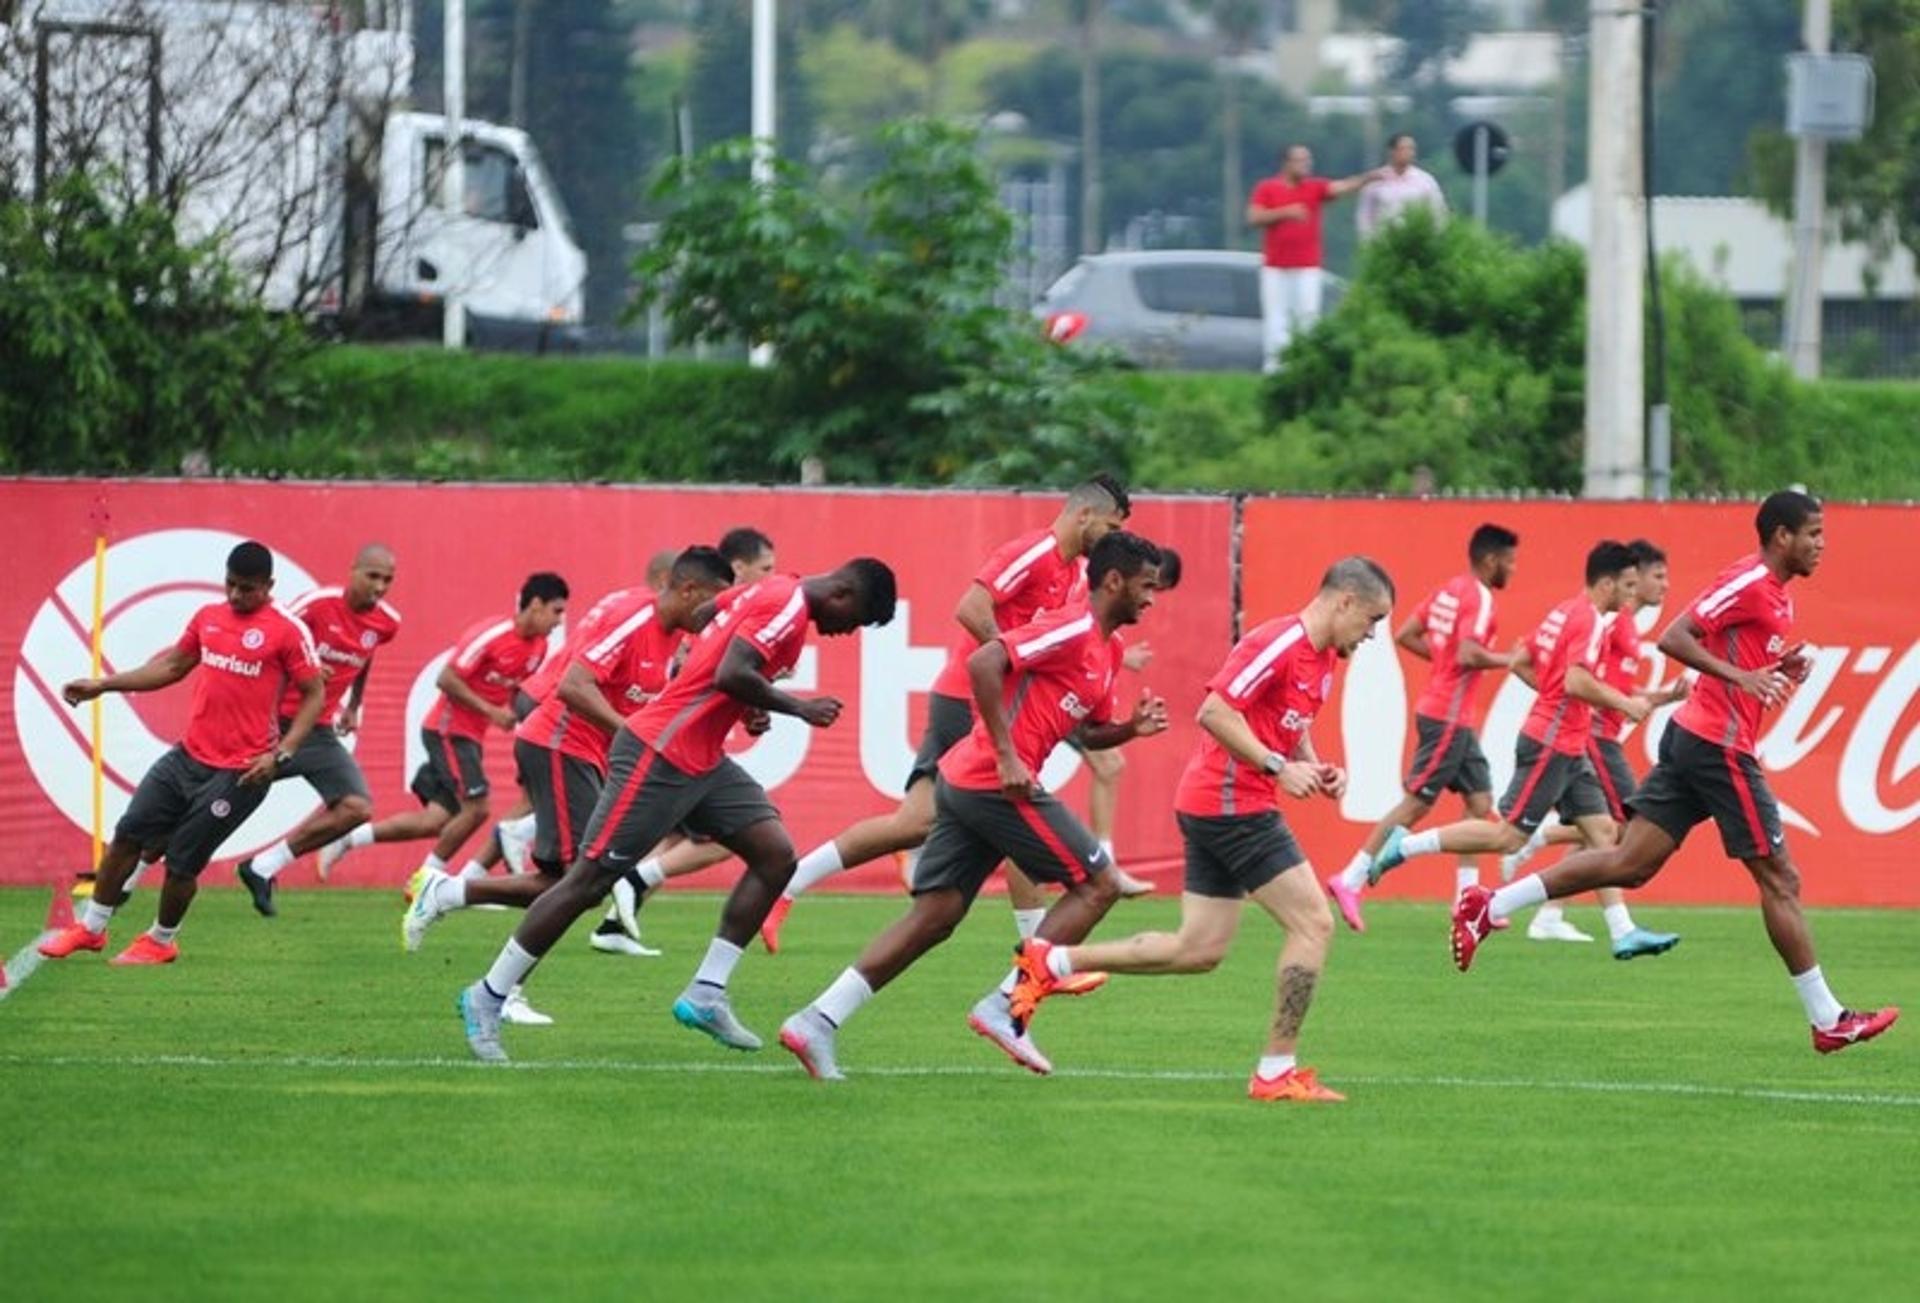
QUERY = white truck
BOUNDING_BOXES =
[5,0,586,339]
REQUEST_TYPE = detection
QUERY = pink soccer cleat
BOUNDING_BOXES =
[1813,1006,1899,1055]
[1325,877,1366,934]
[1451,885,1495,972]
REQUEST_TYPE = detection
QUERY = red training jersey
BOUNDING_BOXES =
[518,585,652,706]
[1520,594,1607,756]
[940,602,1121,793]
[627,575,813,776]
[518,601,685,771]
[1411,573,1498,729]
[1174,614,1338,818]
[929,528,1079,700]
[1672,553,1794,756]
[277,587,401,725]
[1251,175,1333,269]
[173,600,323,770]
[1589,609,1645,743]
[429,615,548,741]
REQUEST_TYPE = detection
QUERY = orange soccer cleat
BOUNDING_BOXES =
[109,934,179,966]
[759,895,794,955]
[37,924,107,959]
[1008,938,1064,1030]
[1247,1066,1346,1102]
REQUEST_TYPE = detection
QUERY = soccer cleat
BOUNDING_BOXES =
[590,926,661,957]
[967,993,1053,1075]
[1056,971,1109,997]
[672,987,763,1051]
[1008,938,1064,1031]
[1248,1066,1346,1102]
[1612,927,1681,960]
[37,924,107,959]
[1451,884,1495,972]
[778,1010,845,1081]
[1525,914,1594,943]
[458,983,508,1063]
[236,859,277,918]
[496,818,533,876]
[1112,866,1155,898]
[759,895,793,955]
[609,872,646,943]
[1498,847,1530,883]
[501,985,553,1026]
[110,934,178,966]
[401,868,450,952]
[1326,876,1367,933]
[1812,1006,1900,1055]
[316,836,349,882]
[1366,827,1407,886]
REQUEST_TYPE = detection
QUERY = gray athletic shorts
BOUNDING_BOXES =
[276,722,370,806]
[1177,811,1306,899]
[907,692,974,789]
[579,728,779,873]
[115,745,270,879]
[513,689,539,723]
[1586,736,1638,824]
[1404,715,1492,802]
[515,736,603,873]
[912,778,1110,904]
[411,728,488,815]
[1499,735,1608,834]
[1628,723,1784,862]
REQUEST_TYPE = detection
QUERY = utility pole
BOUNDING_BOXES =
[1581,0,1645,499]
[1079,0,1101,256]
[749,0,775,368]
[442,0,465,349]
[1783,0,1831,379]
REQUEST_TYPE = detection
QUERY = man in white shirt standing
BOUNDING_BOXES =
[1356,133,1447,239]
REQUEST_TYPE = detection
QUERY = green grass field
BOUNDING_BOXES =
[1,886,1914,1302]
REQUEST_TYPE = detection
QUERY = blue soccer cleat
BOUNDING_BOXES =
[1367,826,1408,886]
[1612,927,1681,961]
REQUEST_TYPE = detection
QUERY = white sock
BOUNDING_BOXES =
[1256,1053,1297,1079]
[693,937,744,990]
[79,899,115,935]
[443,876,468,910]
[1012,908,1046,940]
[785,842,844,900]
[1602,903,1636,942]
[636,857,667,890]
[126,862,153,893]
[345,824,375,851]
[1454,865,1480,895]
[1489,874,1548,921]
[509,813,537,838]
[424,852,447,873]
[148,922,180,945]
[1099,839,1116,863]
[459,860,487,881]
[1792,965,1844,1029]
[253,840,296,879]
[1046,946,1075,979]
[1401,829,1442,859]
[481,939,538,1002]
[1338,850,1372,892]
[813,967,873,1026]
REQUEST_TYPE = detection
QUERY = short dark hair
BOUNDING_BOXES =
[1585,541,1637,585]
[1756,490,1821,547]
[1067,472,1131,520]
[670,546,733,589]
[718,526,775,566]
[841,557,898,626]
[1468,524,1519,565]
[1387,132,1414,151]
[519,572,569,607]
[1628,538,1666,568]
[1155,545,1183,590]
[1320,555,1395,604]
[1087,531,1162,588]
[227,541,273,581]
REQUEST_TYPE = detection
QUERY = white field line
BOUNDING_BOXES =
[0,1051,1914,1110]
[0,931,52,1002]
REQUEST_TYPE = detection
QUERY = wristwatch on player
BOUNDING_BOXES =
[1261,752,1285,775]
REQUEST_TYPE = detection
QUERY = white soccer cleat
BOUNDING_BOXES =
[609,873,646,941]
[501,985,554,1026]
[966,993,1053,1076]
[497,818,534,876]
[1526,914,1594,943]
[401,869,454,952]
[590,929,661,957]
[779,1009,845,1081]
[1111,865,1155,898]
[317,836,349,882]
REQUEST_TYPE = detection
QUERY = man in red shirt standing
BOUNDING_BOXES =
[40,542,325,965]
[1011,557,1393,1103]
[1369,542,1678,958]
[455,558,898,1063]
[321,573,568,887]
[1246,144,1382,371]
[1450,494,1900,1054]
[1328,524,1518,931]
[778,533,1168,1082]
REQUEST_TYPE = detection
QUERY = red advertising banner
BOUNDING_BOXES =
[1241,498,1920,907]
[0,480,1234,895]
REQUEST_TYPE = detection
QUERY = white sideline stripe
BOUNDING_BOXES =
[0,932,52,1002]
[0,1051,1913,1109]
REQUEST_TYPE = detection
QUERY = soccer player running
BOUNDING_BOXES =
[319,573,568,886]
[758,474,1133,956]
[455,558,898,1063]
[1367,541,1678,958]
[779,532,1168,1082]
[1327,524,1518,931]
[40,542,324,965]
[1451,493,1900,1053]
[229,544,401,917]
[401,548,734,965]
[1011,558,1394,1102]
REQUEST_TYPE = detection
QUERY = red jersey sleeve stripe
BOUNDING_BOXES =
[1011,612,1094,661]
[989,536,1057,595]
[376,599,402,625]
[270,602,322,664]
[753,587,808,648]
[287,586,340,616]
[1472,581,1495,640]
[585,603,656,664]
[1227,622,1303,699]
[454,619,515,670]
[1696,564,1767,620]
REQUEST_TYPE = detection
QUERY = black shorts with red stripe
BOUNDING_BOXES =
[1498,735,1608,834]
[912,777,1110,904]
[577,728,778,875]
[1586,736,1638,824]
[514,737,603,873]
[1628,722,1785,861]
[411,728,488,814]
[1404,714,1492,802]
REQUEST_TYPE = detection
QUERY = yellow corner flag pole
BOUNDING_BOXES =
[90,529,106,874]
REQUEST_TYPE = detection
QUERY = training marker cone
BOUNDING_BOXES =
[46,883,76,932]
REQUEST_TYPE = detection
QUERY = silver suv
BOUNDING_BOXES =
[1036,249,1344,371]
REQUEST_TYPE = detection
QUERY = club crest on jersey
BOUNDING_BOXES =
[1060,691,1094,721]
[360,630,380,649]
[210,798,232,818]
[1767,635,1787,656]
[241,628,266,650]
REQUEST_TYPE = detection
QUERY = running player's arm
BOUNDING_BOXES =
[964,641,1031,796]
[1658,610,1791,705]
[1194,692,1322,798]
[713,637,839,726]
[953,582,1000,646]
[338,664,371,735]
[435,661,513,729]
[62,644,198,705]
[1454,637,1510,670]
[1508,643,1539,690]
[1565,664,1649,721]
[1075,688,1169,751]
[556,661,627,736]
[1293,730,1347,800]
[1393,613,1431,660]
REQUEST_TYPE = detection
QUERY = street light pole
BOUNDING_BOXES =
[749,0,775,368]
[442,0,466,349]
[1783,0,1831,379]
